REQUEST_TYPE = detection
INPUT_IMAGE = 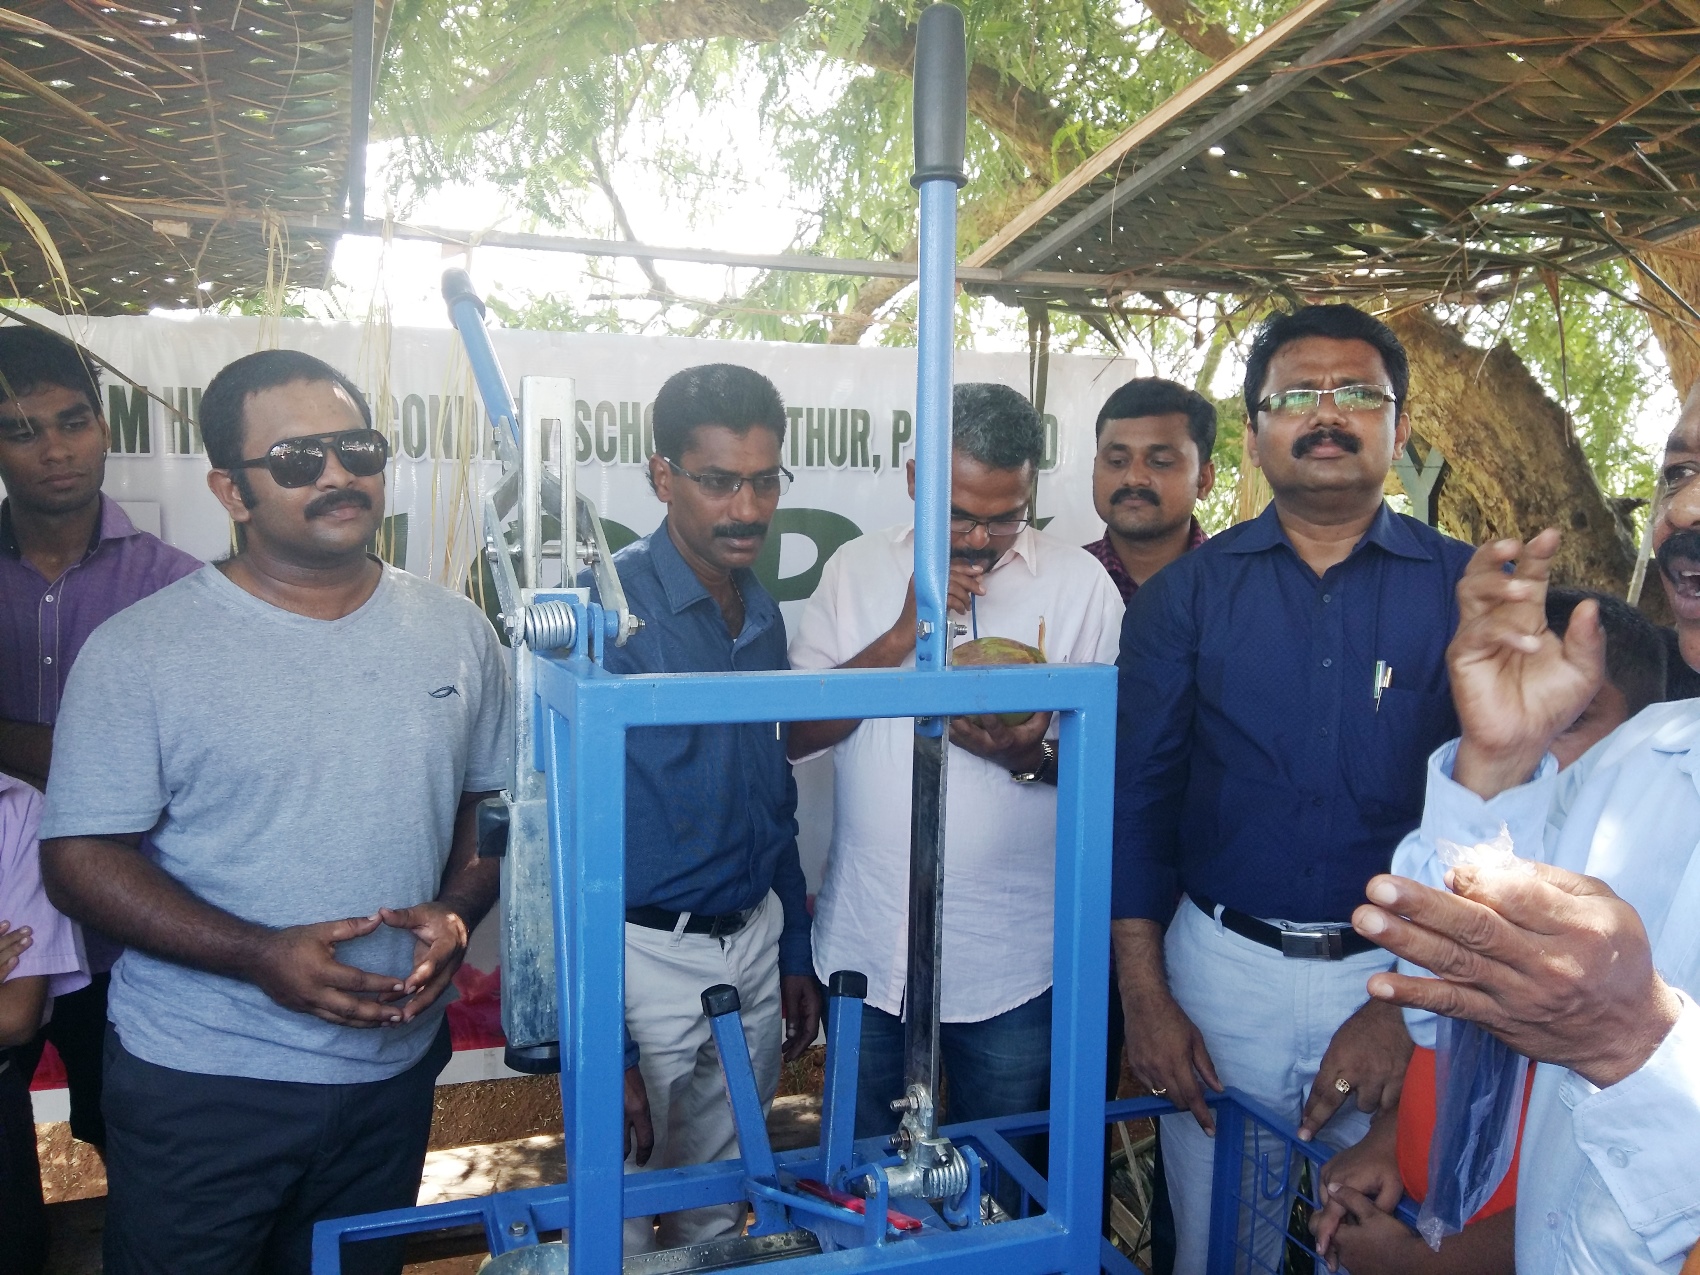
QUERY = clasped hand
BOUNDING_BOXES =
[250,902,469,1029]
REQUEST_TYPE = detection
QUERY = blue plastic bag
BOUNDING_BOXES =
[1417,824,1533,1249]
[1417,1016,1528,1248]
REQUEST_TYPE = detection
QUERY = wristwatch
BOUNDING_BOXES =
[1010,739,1058,785]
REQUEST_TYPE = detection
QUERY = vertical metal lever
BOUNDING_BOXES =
[701,985,788,1236]
[820,970,868,1189]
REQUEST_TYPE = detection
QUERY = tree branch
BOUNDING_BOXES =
[1142,0,1239,60]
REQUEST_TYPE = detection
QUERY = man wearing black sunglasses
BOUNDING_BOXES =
[38,349,512,1275]
[585,363,818,1255]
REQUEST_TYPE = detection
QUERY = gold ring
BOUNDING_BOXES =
[1334,1077,1353,1095]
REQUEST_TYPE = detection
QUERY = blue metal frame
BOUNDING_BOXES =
[313,649,1117,1274]
[312,1081,1417,1272]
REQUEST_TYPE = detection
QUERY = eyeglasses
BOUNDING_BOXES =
[665,459,793,498]
[1256,384,1396,417]
[950,512,1031,537]
[230,428,390,488]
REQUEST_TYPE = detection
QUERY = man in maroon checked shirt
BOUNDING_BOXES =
[0,326,200,1154]
[1082,376,1216,606]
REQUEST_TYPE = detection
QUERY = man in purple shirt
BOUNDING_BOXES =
[0,326,199,1152]
[1081,377,1215,605]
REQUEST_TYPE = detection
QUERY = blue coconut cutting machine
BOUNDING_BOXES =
[308,9,1326,1272]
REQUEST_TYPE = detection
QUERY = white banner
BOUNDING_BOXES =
[27,314,1143,1005]
[34,314,1142,591]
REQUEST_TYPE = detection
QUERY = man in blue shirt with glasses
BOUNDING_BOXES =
[587,363,819,1255]
[1111,306,1474,1273]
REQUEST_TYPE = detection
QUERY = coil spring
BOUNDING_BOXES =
[521,599,577,651]
[920,1148,969,1201]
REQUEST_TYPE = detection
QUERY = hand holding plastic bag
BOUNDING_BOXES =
[1416,824,1531,1250]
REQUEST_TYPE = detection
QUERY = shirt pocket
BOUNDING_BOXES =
[1353,685,1456,826]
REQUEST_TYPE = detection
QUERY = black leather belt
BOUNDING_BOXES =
[626,905,755,939]
[1192,894,1378,960]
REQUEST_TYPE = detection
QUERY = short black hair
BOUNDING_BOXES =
[0,326,102,412]
[1242,304,1409,427]
[953,383,1043,473]
[650,364,787,462]
[1546,588,1667,718]
[199,350,371,470]
[1094,376,1217,460]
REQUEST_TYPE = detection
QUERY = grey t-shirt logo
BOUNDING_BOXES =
[429,685,460,699]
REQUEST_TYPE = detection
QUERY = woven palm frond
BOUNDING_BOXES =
[0,0,389,313]
[973,0,1700,311]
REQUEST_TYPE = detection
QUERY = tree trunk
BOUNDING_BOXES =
[1633,228,1700,400]
[1388,309,1640,595]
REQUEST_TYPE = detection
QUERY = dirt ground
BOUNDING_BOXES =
[36,1053,826,1274]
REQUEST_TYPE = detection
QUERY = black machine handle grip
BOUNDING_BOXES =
[910,3,968,189]
[701,984,742,1018]
[828,970,868,1000]
[441,267,485,318]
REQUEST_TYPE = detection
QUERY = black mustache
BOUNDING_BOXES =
[713,522,768,539]
[1111,486,1160,507]
[1656,527,1700,576]
[952,546,1000,569]
[304,489,373,518]
[1292,428,1362,458]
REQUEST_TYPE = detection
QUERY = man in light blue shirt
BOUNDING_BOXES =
[1344,387,1700,1273]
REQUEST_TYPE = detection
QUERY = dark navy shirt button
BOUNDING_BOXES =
[1312,796,1324,807]
[1322,658,1332,668]
[1322,593,1332,603]
[1319,726,1328,737]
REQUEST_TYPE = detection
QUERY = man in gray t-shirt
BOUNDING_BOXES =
[40,350,511,1275]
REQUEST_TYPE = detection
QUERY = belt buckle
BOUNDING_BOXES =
[709,910,746,940]
[1279,929,1344,961]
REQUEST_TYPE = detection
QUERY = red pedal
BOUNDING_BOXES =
[794,1178,925,1232]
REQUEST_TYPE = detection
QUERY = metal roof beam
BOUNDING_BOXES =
[102,198,1194,291]
[999,0,1431,279]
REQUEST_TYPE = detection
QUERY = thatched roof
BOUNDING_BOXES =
[0,0,387,313]
[968,0,1700,310]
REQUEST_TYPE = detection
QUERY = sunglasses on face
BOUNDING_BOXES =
[230,428,390,488]
[1255,384,1396,417]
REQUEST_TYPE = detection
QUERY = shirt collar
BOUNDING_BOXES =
[898,521,1041,577]
[646,519,776,627]
[1224,500,1434,563]
[0,493,137,560]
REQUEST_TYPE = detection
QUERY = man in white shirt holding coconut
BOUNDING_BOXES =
[789,382,1124,1139]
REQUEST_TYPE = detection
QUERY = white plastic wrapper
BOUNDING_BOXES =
[1433,823,1534,875]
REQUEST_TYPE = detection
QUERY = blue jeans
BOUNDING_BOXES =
[850,988,1053,1140]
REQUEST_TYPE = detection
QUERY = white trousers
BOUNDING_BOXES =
[622,892,784,1254]
[1161,897,1394,1274]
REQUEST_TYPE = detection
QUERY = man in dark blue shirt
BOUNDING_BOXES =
[1110,306,1473,1274]
[586,364,819,1255]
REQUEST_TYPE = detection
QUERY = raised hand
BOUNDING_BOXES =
[1447,530,1605,798]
